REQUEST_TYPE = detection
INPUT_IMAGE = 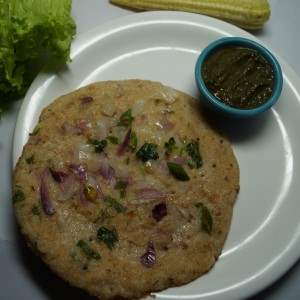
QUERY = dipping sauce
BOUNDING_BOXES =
[202,46,275,109]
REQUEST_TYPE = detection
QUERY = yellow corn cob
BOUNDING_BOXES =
[110,0,270,29]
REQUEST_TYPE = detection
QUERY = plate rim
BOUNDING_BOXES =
[12,11,300,300]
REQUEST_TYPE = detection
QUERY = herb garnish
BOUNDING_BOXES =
[104,196,127,213]
[167,162,190,181]
[129,131,138,151]
[26,155,35,164]
[195,203,213,234]
[186,140,202,169]
[12,189,25,204]
[97,227,118,250]
[107,136,119,144]
[114,180,128,198]
[89,139,107,153]
[77,240,101,260]
[136,143,159,162]
[118,109,134,127]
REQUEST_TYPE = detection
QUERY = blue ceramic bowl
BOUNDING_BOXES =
[195,37,283,118]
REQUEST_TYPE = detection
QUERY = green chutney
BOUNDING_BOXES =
[202,46,275,109]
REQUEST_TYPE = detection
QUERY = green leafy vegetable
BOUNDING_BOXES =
[26,155,34,164]
[0,0,76,113]
[129,131,138,151]
[136,143,159,162]
[31,204,40,216]
[164,137,176,156]
[89,139,107,153]
[167,162,190,181]
[195,203,213,234]
[118,109,134,127]
[97,227,118,250]
[186,140,202,169]
[104,196,127,213]
[114,180,128,198]
[77,240,101,260]
[107,136,119,144]
[12,189,25,204]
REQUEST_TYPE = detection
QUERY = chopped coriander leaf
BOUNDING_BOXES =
[32,204,41,216]
[118,109,134,127]
[107,136,119,144]
[114,180,128,198]
[12,189,25,204]
[129,131,138,151]
[97,227,118,250]
[29,127,40,136]
[104,196,127,213]
[136,143,159,162]
[186,140,202,169]
[77,240,101,260]
[195,203,213,234]
[89,139,107,153]
[164,137,176,156]
[167,162,190,181]
[26,155,35,164]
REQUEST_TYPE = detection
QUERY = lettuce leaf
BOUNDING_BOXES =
[0,0,76,112]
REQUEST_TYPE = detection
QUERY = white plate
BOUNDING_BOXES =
[13,11,300,300]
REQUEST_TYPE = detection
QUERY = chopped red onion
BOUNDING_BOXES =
[160,118,175,131]
[40,170,55,216]
[99,161,115,182]
[140,242,156,268]
[49,168,68,183]
[68,164,87,182]
[152,202,167,222]
[58,176,79,201]
[170,156,188,165]
[117,128,131,156]
[75,120,90,134]
[61,120,89,135]
[80,96,94,104]
[158,160,168,173]
[61,122,80,135]
[135,188,167,201]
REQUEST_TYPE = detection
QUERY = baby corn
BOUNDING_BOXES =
[110,0,270,29]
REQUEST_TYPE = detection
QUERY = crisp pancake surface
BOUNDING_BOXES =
[13,80,239,299]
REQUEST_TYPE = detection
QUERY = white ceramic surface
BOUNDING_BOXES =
[12,12,300,300]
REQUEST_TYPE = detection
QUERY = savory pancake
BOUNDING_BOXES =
[13,80,239,299]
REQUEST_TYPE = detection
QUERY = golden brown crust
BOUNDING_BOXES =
[13,80,239,299]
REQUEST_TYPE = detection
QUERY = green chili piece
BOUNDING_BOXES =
[97,227,118,250]
[167,162,190,181]
[77,240,101,260]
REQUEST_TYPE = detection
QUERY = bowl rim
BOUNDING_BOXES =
[195,37,283,117]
